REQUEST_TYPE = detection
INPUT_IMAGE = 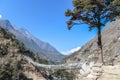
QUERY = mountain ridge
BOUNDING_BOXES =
[0,19,64,63]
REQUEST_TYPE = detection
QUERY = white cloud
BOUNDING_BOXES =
[0,15,2,19]
[61,46,81,55]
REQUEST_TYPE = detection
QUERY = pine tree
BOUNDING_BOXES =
[65,0,120,64]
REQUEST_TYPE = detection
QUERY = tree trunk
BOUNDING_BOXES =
[97,27,104,64]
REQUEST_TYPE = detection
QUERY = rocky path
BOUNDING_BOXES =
[77,64,120,80]
[98,65,120,80]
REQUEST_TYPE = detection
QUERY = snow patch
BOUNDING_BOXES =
[25,30,29,35]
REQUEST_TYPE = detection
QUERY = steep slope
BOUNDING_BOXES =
[64,20,120,64]
[0,19,64,63]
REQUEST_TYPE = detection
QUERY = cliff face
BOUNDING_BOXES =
[64,20,120,64]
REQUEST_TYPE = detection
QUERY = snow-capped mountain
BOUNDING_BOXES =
[62,46,81,55]
[0,19,64,63]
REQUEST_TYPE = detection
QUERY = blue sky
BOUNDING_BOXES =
[0,0,97,53]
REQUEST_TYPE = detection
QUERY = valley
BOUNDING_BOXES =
[0,19,120,80]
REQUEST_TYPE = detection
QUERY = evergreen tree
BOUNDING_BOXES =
[65,0,120,64]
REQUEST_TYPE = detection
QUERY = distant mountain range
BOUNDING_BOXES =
[0,19,64,63]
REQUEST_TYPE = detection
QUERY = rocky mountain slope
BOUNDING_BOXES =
[0,19,64,63]
[64,19,120,64]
